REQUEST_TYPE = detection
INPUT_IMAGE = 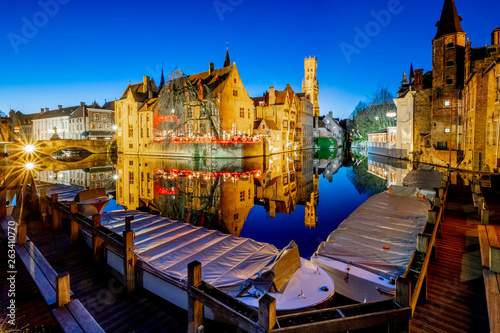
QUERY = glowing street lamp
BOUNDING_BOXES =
[25,162,35,170]
[23,144,35,154]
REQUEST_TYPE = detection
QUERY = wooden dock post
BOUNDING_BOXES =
[491,246,500,273]
[187,261,204,333]
[69,202,80,245]
[92,214,104,265]
[51,194,62,231]
[258,294,276,331]
[0,190,6,217]
[395,277,411,307]
[17,220,27,245]
[427,210,436,224]
[481,202,490,225]
[478,197,485,219]
[123,216,136,293]
[416,234,429,253]
[56,272,71,307]
[40,188,47,223]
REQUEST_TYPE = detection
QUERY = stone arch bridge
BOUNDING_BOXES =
[36,140,116,156]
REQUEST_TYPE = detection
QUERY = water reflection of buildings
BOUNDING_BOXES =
[115,152,319,235]
[35,166,115,191]
[314,150,343,183]
[367,154,409,187]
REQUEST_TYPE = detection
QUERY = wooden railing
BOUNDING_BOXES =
[1,187,421,333]
[402,174,450,313]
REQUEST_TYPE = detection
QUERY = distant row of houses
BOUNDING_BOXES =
[368,0,500,172]
[7,101,115,142]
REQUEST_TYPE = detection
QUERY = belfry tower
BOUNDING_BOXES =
[302,57,320,117]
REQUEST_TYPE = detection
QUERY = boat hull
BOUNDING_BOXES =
[311,254,395,303]
[77,196,111,217]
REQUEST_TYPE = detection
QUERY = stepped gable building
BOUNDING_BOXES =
[115,50,317,156]
[115,76,160,153]
[394,0,500,171]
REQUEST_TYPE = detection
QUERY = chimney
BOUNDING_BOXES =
[45,108,49,112]
[58,105,62,110]
[269,87,276,105]
[209,62,214,75]
[143,76,149,90]
[414,69,424,90]
[41,108,44,113]
[329,111,333,117]
[80,102,85,107]
[492,27,500,46]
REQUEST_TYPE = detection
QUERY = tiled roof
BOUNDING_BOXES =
[120,79,159,101]
[102,101,115,110]
[139,98,159,112]
[252,96,266,107]
[187,66,232,97]
[37,106,79,119]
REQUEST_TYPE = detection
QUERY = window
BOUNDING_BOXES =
[141,127,144,138]
[240,107,245,118]
[232,123,237,135]
[129,160,133,165]
[248,189,251,200]
[147,128,150,138]
[444,100,451,107]
[234,213,238,220]
[94,114,100,121]
[248,109,250,119]
[187,109,193,118]
[129,171,134,184]
[447,39,454,48]
[129,105,133,116]
[200,123,206,134]
[98,123,104,130]
[240,191,245,202]
[102,114,107,121]
[234,79,237,83]
[446,77,453,85]
[437,141,448,150]
[390,132,396,142]
[233,90,238,97]
[128,125,133,137]
[444,128,450,133]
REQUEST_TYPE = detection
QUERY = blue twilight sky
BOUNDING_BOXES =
[1,0,499,119]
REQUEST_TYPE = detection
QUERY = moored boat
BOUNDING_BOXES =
[311,189,431,303]
[82,210,335,317]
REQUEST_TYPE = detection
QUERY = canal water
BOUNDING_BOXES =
[28,150,409,258]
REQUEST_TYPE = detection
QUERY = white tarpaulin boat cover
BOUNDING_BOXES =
[315,191,430,280]
[100,211,301,294]
[402,166,443,190]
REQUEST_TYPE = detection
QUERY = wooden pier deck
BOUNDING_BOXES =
[1,216,188,332]
[410,183,497,333]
